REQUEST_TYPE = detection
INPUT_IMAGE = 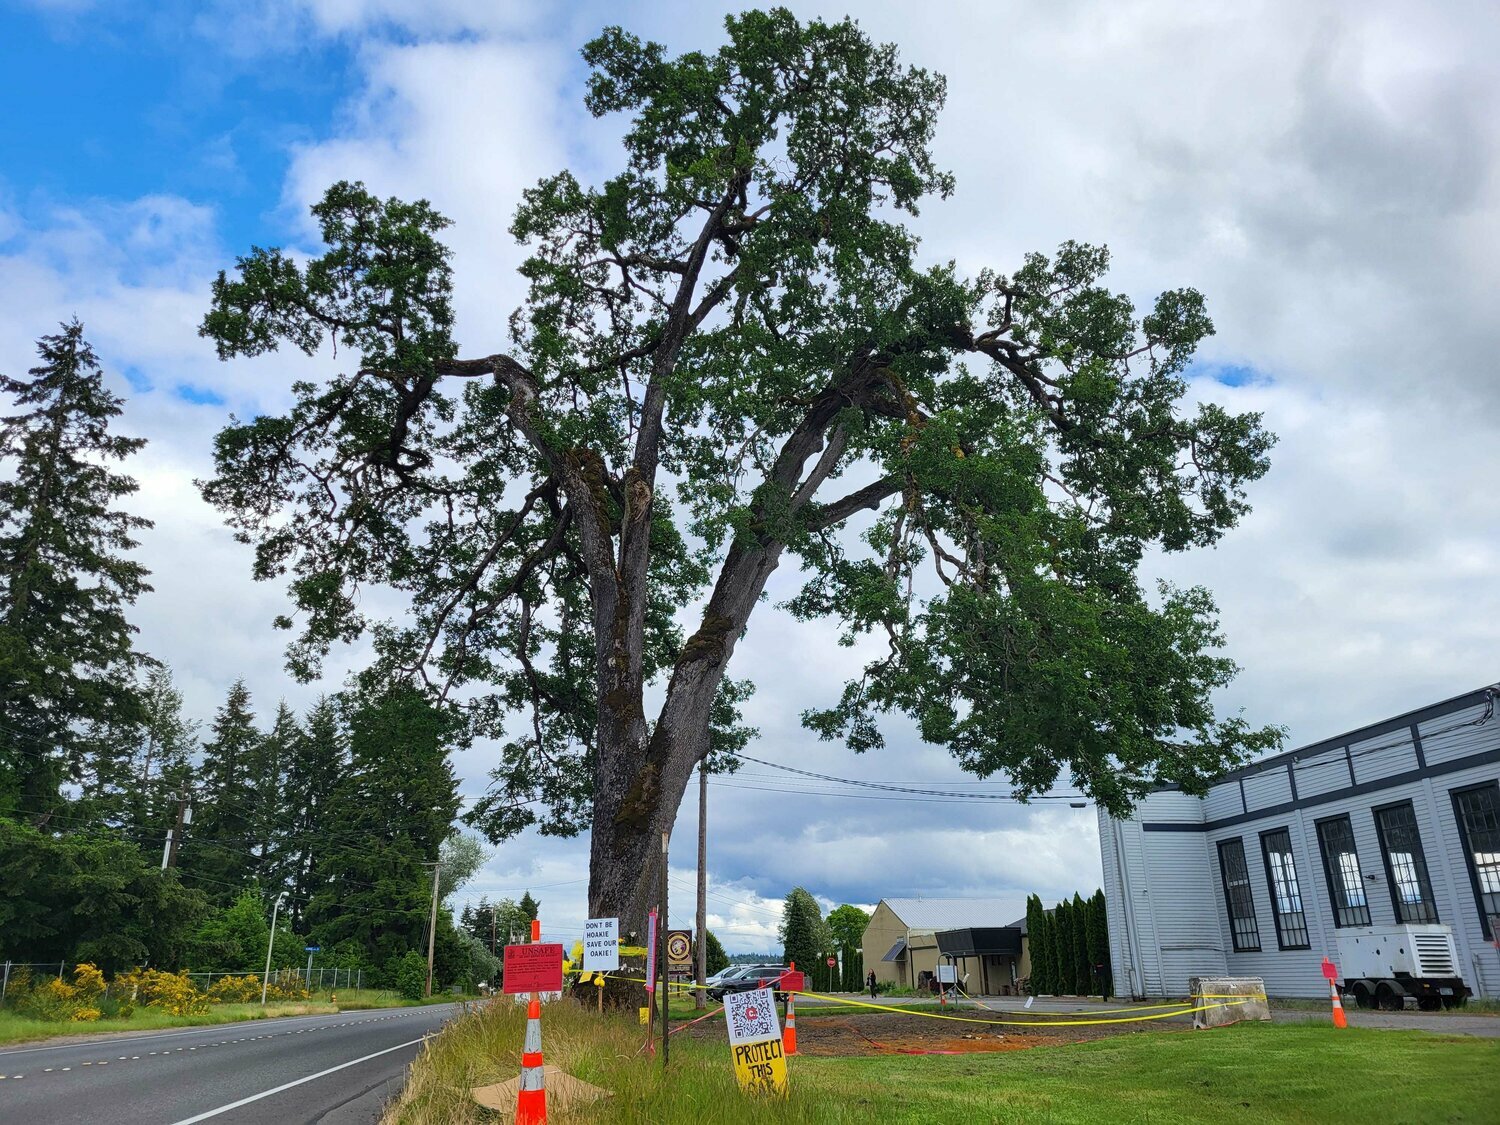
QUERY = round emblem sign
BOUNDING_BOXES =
[666,931,691,961]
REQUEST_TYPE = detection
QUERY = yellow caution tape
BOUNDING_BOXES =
[594,973,1249,1028]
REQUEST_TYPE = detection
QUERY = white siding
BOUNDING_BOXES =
[1203,782,1241,821]
[1349,728,1418,782]
[1420,702,1494,766]
[1241,766,1292,811]
[1293,753,1350,800]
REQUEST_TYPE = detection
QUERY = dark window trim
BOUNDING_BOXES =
[1449,781,1500,940]
[1373,799,1439,925]
[1314,814,1371,928]
[1259,827,1312,950]
[1217,837,1260,952]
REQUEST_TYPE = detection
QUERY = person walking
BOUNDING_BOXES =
[867,971,878,999]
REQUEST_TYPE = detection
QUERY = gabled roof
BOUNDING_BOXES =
[879,898,1024,932]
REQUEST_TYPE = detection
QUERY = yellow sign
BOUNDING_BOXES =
[731,1037,788,1097]
[639,1006,650,1025]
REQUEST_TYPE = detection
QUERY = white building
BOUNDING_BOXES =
[1099,685,1499,999]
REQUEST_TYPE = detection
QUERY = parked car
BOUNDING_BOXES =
[709,964,791,1002]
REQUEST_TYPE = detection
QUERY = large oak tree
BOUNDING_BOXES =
[199,10,1278,939]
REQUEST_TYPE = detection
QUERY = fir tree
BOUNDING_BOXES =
[249,702,298,884]
[273,695,345,931]
[132,665,199,842]
[304,685,460,965]
[0,321,152,825]
[187,680,260,902]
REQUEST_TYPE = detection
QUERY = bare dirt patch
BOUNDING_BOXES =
[676,1008,1192,1058]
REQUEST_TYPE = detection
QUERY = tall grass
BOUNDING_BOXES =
[385,1000,1500,1125]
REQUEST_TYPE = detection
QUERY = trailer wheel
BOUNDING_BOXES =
[1441,994,1467,1010]
[1416,996,1441,1012]
[1374,982,1402,1011]
[1350,981,1374,1009]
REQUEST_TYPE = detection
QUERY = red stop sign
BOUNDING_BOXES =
[1321,958,1338,981]
[826,957,836,967]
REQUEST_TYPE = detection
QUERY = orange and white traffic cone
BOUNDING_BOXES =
[1329,980,1348,1029]
[783,993,798,1056]
[516,998,547,1124]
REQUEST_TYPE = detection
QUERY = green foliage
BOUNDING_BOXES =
[778,887,828,976]
[392,950,427,1001]
[0,321,152,824]
[0,820,208,972]
[1071,892,1090,997]
[1088,889,1113,999]
[194,12,1279,926]
[437,832,489,901]
[1026,896,1052,995]
[270,694,345,932]
[704,929,729,977]
[304,685,459,967]
[185,681,260,904]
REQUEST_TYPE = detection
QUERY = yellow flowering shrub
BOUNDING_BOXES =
[207,975,263,1004]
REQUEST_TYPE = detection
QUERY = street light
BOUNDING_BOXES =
[261,892,287,1006]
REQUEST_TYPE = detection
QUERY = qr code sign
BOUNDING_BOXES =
[724,987,779,1045]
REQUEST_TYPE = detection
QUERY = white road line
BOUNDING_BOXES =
[165,1037,427,1125]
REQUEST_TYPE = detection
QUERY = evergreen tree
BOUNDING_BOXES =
[273,695,345,931]
[249,701,298,884]
[1053,899,1074,995]
[1071,892,1090,996]
[304,685,460,966]
[778,887,827,975]
[0,321,152,825]
[1088,889,1112,999]
[1025,894,1048,993]
[518,891,540,928]
[704,929,729,977]
[132,665,199,844]
[187,680,260,902]
[1026,900,1050,996]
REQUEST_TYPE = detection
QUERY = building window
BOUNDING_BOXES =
[1451,783,1500,939]
[1217,838,1260,952]
[1260,828,1311,950]
[1316,816,1371,927]
[1374,802,1439,924]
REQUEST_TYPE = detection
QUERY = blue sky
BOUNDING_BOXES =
[1,0,1496,951]
[0,2,356,255]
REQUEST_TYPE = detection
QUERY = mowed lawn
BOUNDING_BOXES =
[384,1001,1500,1124]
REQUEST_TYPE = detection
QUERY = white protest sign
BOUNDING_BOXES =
[723,986,781,1046]
[583,916,620,972]
[723,987,788,1097]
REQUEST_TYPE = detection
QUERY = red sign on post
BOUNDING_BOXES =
[826,957,836,968]
[778,970,805,994]
[1321,958,1338,982]
[503,942,564,994]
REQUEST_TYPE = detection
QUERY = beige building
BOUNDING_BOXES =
[861,898,1029,995]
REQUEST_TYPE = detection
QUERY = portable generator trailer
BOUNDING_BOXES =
[1335,924,1470,1011]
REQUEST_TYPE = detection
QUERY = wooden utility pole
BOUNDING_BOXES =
[695,762,707,1009]
[490,904,497,956]
[423,861,442,998]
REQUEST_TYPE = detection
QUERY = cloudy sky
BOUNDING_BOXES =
[3,0,1496,953]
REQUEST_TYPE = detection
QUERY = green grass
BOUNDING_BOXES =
[0,988,469,1046]
[384,998,1500,1124]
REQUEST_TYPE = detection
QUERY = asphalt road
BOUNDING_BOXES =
[0,1003,461,1124]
